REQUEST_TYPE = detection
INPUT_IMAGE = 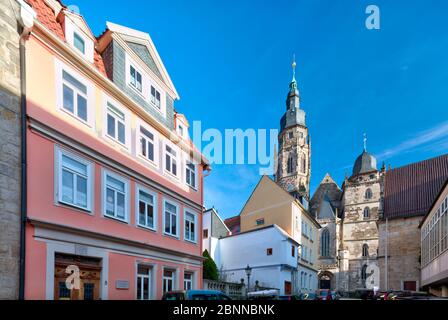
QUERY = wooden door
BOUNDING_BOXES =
[54,254,102,300]
[284,281,292,295]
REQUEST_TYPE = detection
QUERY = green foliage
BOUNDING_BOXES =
[202,250,219,281]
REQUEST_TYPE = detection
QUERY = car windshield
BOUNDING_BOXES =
[320,291,328,297]
[163,293,184,300]
[191,294,218,300]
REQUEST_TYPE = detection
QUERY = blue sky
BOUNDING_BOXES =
[75,0,448,219]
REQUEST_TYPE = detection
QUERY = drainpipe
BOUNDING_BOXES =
[17,0,36,300]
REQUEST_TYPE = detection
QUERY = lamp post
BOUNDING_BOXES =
[245,265,252,299]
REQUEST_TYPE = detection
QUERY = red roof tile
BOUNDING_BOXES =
[383,154,448,219]
[28,0,107,76]
[224,216,240,234]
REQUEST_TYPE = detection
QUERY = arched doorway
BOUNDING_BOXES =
[319,272,333,290]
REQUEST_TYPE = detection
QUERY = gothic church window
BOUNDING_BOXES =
[361,264,368,287]
[362,244,369,257]
[301,155,306,174]
[321,229,330,257]
[287,154,295,174]
[365,188,373,199]
[363,207,370,219]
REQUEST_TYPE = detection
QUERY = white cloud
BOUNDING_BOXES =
[377,121,448,160]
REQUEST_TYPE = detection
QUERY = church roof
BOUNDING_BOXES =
[383,154,448,219]
[352,151,377,176]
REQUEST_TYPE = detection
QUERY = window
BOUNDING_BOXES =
[184,272,193,291]
[256,218,265,226]
[321,229,330,257]
[163,269,175,293]
[164,200,178,237]
[267,248,273,256]
[139,126,156,163]
[203,229,209,239]
[178,125,184,137]
[130,65,142,92]
[62,70,88,122]
[287,154,295,174]
[106,102,126,145]
[362,244,369,257]
[363,207,370,219]
[288,132,293,139]
[301,155,306,174]
[361,265,367,287]
[103,171,128,222]
[57,149,92,211]
[365,188,373,200]
[184,211,196,243]
[137,187,156,230]
[150,86,161,109]
[73,32,85,54]
[186,161,196,189]
[292,245,295,257]
[137,265,152,300]
[165,145,178,177]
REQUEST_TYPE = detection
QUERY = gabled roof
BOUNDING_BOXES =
[383,154,448,219]
[224,215,240,233]
[58,7,96,41]
[102,21,179,100]
[28,0,106,75]
[204,207,230,234]
[221,224,300,246]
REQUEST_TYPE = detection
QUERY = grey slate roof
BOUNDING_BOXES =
[352,151,378,176]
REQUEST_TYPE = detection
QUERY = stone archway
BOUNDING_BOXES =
[319,271,333,290]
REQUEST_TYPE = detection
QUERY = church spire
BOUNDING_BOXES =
[292,54,297,82]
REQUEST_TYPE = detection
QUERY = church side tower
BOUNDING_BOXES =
[276,57,311,203]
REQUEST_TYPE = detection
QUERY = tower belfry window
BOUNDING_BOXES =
[287,154,295,174]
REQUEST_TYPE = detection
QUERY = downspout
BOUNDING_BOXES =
[17,0,36,300]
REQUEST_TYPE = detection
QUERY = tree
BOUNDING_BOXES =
[202,250,219,281]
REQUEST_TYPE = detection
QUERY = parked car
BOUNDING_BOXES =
[247,289,280,300]
[356,289,375,300]
[278,295,301,301]
[316,289,333,300]
[161,290,232,300]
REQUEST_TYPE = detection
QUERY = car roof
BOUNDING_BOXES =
[187,290,224,295]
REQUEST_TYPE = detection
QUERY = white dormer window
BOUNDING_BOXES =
[150,86,161,109]
[178,125,184,137]
[130,65,142,92]
[73,32,85,55]
[64,16,94,63]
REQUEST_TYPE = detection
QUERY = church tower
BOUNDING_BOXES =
[276,57,311,203]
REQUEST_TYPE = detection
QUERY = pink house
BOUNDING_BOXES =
[23,0,210,300]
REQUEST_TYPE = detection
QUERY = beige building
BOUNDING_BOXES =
[239,175,320,293]
[420,180,448,297]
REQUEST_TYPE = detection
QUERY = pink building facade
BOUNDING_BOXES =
[23,0,209,300]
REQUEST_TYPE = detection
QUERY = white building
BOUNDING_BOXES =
[202,208,230,259]
[213,224,301,295]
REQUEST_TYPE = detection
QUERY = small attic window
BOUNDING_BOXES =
[73,32,85,55]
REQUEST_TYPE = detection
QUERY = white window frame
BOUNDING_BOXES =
[163,199,179,238]
[136,185,158,231]
[129,64,143,93]
[136,264,152,300]
[64,19,94,63]
[183,271,194,291]
[185,159,198,190]
[184,209,197,244]
[103,95,131,149]
[150,85,161,110]
[124,54,167,117]
[102,169,130,223]
[55,60,95,127]
[162,268,177,293]
[55,147,93,212]
[136,120,159,168]
[164,142,179,179]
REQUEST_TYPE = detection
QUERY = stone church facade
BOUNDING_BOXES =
[275,59,386,293]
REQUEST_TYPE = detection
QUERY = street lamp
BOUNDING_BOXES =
[245,265,252,298]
